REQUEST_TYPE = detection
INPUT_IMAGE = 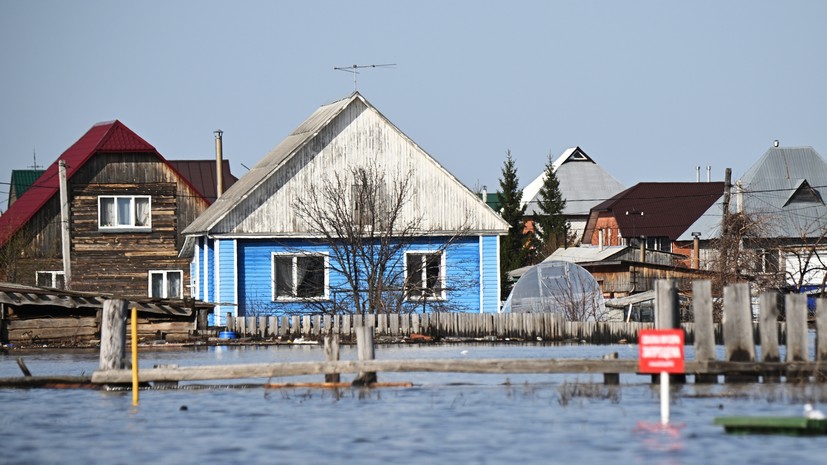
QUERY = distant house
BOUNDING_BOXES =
[182,92,510,323]
[522,147,625,244]
[7,169,46,209]
[581,182,724,267]
[0,120,236,299]
[734,145,827,290]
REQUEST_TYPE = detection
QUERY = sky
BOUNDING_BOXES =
[1,1,826,212]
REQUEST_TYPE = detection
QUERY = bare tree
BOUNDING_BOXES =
[292,162,473,316]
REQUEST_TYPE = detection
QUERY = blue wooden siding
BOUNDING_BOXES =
[206,239,215,303]
[480,235,501,313]
[217,239,237,319]
[221,236,490,317]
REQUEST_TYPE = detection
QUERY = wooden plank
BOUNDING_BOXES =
[9,326,98,341]
[8,318,97,330]
[723,283,757,382]
[268,316,278,338]
[759,292,782,383]
[655,279,679,329]
[786,294,809,362]
[817,299,827,362]
[759,293,782,362]
[693,281,716,363]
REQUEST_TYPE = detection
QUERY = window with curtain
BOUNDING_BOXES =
[405,251,445,300]
[98,195,151,229]
[148,270,183,298]
[272,253,327,300]
[36,271,65,289]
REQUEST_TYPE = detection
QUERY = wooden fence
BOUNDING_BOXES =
[223,312,664,344]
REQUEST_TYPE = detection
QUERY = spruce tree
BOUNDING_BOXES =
[498,150,527,300]
[533,153,567,259]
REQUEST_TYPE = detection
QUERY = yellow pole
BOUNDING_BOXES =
[131,306,139,406]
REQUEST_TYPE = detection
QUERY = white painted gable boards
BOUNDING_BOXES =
[209,94,508,236]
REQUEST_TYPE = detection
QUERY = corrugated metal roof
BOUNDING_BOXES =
[523,146,625,216]
[587,182,725,241]
[167,160,238,204]
[8,169,45,207]
[737,146,827,239]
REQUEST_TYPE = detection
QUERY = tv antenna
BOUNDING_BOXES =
[29,148,43,170]
[334,63,396,91]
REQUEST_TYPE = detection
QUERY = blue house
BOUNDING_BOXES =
[181,93,509,323]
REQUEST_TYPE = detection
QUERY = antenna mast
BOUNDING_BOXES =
[334,63,396,91]
[29,148,43,170]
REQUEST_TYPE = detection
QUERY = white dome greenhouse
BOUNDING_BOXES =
[502,260,606,321]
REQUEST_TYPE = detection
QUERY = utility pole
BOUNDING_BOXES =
[719,168,732,289]
[59,160,72,290]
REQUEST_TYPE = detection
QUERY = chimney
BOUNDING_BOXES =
[691,232,701,269]
[735,180,744,213]
[707,165,711,182]
[481,185,488,204]
[214,130,224,199]
[773,139,780,147]
[696,166,700,183]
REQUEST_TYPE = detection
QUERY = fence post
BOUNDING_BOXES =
[723,283,757,382]
[324,334,340,383]
[655,279,685,383]
[99,299,128,371]
[785,294,809,382]
[352,326,376,386]
[816,299,827,382]
[759,292,782,382]
[693,280,717,383]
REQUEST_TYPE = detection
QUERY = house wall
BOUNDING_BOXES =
[586,213,621,247]
[196,235,493,318]
[9,152,209,297]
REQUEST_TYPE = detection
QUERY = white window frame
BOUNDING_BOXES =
[148,270,184,299]
[404,250,447,301]
[271,252,329,301]
[36,270,65,289]
[98,195,152,230]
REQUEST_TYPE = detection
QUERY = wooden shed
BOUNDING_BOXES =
[0,282,209,345]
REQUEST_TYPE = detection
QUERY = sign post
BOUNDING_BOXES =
[639,329,685,424]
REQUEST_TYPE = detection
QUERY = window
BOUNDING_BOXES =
[98,195,151,229]
[755,249,779,274]
[272,254,328,300]
[36,271,65,289]
[406,251,445,300]
[149,270,183,298]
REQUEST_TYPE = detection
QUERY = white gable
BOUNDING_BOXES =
[188,94,509,239]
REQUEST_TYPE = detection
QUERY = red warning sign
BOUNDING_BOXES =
[638,329,685,374]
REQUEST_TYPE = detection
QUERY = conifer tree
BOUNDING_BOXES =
[532,153,568,260]
[498,150,527,299]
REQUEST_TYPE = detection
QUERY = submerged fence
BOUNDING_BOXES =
[224,311,717,344]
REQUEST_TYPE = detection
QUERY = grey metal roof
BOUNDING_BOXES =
[182,94,353,237]
[737,146,827,239]
[523,147,625,216]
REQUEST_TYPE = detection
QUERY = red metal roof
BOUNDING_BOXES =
[0,120,207,247]
[591,182,724,241]
[167,160,238,203]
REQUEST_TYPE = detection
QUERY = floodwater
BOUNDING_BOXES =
[2,343,827,465]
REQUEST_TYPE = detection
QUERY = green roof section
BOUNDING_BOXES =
[8,169,45,207]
